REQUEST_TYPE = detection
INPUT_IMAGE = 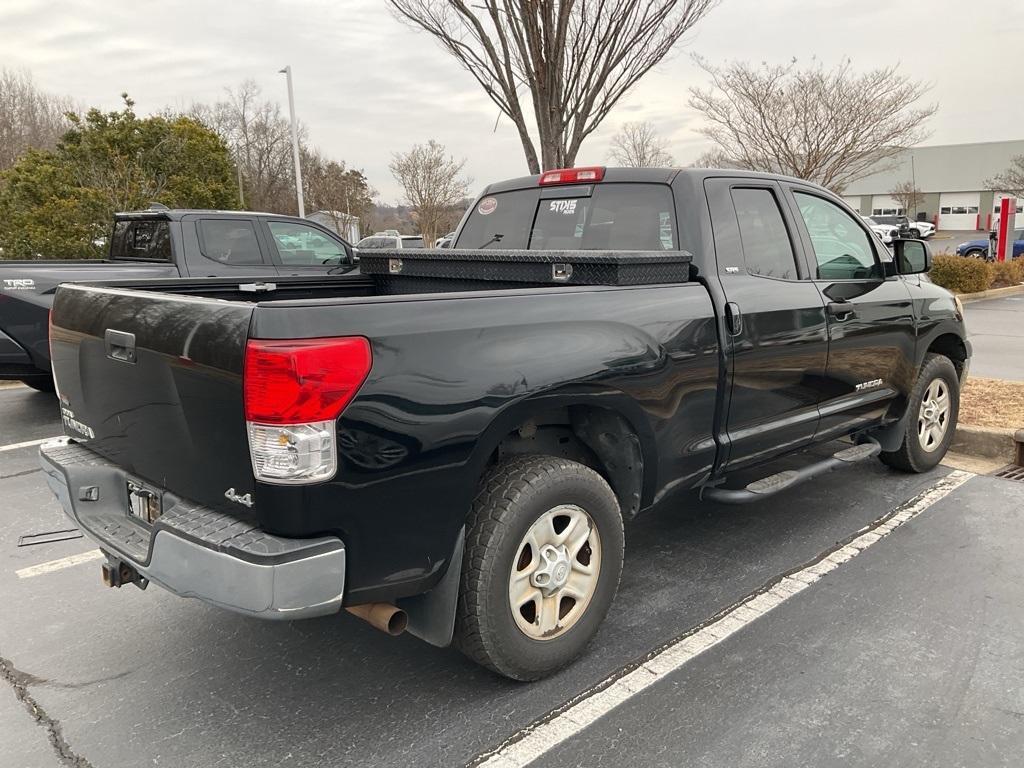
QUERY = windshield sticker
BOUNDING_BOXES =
[549,200,577,216]
[477,197,498,216]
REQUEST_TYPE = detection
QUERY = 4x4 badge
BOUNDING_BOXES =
[224,488,254,508]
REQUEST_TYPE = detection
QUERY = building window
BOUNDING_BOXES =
[940,207,951,214]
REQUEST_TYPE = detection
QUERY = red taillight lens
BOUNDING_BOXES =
[539,166,605,186]
[243,337,371,424]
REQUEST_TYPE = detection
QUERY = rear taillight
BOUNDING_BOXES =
[243,337,371,484]
[539,166,605,186]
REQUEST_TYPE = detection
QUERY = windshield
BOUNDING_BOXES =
[457,183,677,251]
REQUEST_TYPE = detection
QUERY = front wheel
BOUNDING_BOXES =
[965,248,988,260]
[879,354,960,473]
[454,455,624,680]
[909,228,921,238]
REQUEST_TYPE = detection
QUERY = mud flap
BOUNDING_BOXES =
[398,527,464,647]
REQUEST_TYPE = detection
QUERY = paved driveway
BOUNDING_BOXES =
[2,385,1022,768]
[964,295,1024,381]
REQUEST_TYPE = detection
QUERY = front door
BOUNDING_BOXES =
[706,179,831,470]
[786,187,917,439]
[262,219,355,275]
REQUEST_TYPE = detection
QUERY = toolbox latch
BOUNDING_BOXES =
[552,263,573,282]
[388,258,403,274]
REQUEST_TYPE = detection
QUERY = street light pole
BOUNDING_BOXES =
[279,65,305,218]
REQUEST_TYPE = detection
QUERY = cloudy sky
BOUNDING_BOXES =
[3,0,1022,202]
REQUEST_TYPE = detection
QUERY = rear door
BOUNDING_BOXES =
[785,186,917,438]
[261,219,355,275]
[705,179,831,469]
[180,215,278,277]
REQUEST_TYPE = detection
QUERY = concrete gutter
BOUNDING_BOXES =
[951,424,1017,463]
[957,284,1024,303]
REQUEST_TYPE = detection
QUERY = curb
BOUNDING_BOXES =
[951,424,1017,462]
[958,284,1024,303]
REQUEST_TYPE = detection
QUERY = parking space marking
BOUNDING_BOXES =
[15,549,103,579]
[0,436,59,453]
[471,470,974,768]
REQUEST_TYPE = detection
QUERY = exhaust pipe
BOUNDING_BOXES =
[346,603,408,636]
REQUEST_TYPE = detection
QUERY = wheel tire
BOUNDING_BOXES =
[966,249,987,260]
[910,228,921,238]
[879,354,960,473]
[19,377,55,393]
[454,455,624,681]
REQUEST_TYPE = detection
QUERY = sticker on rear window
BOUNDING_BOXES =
[549,200,577,215]
[478,197,498,216]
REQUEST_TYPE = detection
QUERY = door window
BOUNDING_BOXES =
[197,220,264,266]
[730,188,799,279]
[268,221,348,265]
[794,192,881,280]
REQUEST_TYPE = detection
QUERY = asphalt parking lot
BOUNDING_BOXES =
[2,384,1023,767]
[964,294,1024,381]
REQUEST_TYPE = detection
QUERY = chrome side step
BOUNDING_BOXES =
[701,438,882,505]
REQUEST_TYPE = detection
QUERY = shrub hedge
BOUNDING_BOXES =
[929,254,994,294]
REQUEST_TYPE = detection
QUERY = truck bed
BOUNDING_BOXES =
[48,267,718,604]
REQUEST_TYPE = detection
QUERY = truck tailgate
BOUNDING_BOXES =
[50,284,255,512]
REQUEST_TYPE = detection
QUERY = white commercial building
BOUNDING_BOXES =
[840,139,1024,231]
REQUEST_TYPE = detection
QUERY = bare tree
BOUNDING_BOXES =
[302,147,375,234]
[688,148,735,169]
[0,68,76,172]
[608,121,674,167]
[987,155,1024,196]
[688,58,937,192]
[889,180,925,217]
[389,0,718,173]
[389,140,470,246]
[190,81,302,213]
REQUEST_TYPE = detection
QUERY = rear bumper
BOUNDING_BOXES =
[39,438,346,620]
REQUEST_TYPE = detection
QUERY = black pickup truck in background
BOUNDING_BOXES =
[0,207,356,389]
[40,167,969,680]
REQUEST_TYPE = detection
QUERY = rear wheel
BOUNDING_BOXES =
[454,455,624,680]
[879,354,960,473]
[19,377,55,393]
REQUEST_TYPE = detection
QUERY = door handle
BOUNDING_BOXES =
[725,302,742,335]
[826,301,857,320]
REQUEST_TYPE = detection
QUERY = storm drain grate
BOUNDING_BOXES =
[994,464,1024,482]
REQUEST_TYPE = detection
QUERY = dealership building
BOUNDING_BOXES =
[841,139,1024,231]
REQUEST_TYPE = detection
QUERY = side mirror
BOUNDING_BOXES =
[894,238,931,275]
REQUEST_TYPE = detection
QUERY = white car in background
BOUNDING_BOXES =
[862,215,898,245]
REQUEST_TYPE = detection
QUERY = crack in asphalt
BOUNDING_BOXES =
[0,654,94,768]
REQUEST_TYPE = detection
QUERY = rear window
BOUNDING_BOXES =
[197,219,264,266]
[457,183,677,251]
[401,237,424,249]
[110,220,172,261]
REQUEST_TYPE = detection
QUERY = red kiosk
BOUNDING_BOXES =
[994,196,1018,262]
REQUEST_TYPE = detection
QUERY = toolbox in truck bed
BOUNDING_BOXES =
[358,248,693,288]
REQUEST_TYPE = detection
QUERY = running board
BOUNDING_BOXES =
[701,438,882,505]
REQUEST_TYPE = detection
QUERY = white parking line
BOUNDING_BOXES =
[472,470,975,768]
[0,436,60,453]
[15,549,103,579]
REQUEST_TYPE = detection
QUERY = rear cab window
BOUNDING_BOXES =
[110,219,172,262]
[197,219,265,266]
[457,183,677,251]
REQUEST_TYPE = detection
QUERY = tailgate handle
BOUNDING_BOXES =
[105,329,137,364]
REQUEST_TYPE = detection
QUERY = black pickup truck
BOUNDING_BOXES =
[0,208,356,389]
[40,167,969,680]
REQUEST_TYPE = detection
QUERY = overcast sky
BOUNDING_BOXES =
[3,0,1022,202]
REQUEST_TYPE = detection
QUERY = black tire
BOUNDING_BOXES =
[19,377,55,393]
[879,354,960,473]
[454,455,624,681]
[909,228,921,238]
[965,249,987,260]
